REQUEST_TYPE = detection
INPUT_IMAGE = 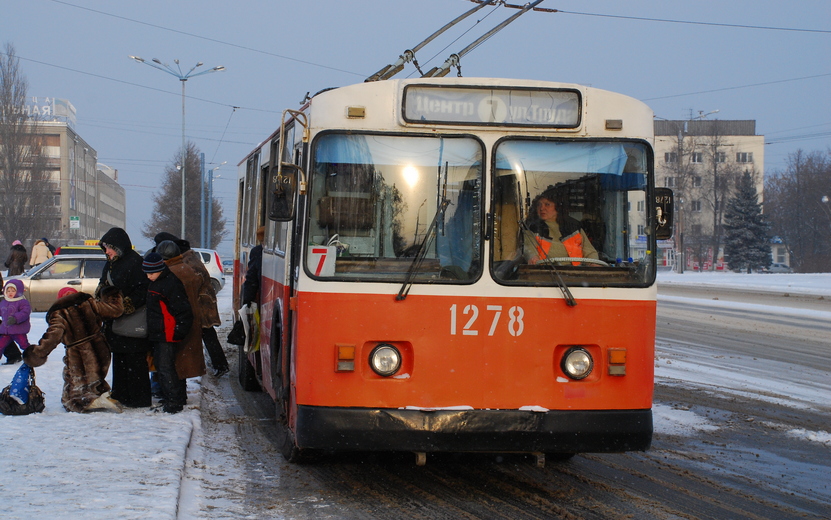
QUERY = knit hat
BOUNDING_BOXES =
[142,252,166,273]
[58,287,79,299]
[12,240,22,246]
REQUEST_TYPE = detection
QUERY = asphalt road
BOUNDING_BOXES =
[183,287,831,519]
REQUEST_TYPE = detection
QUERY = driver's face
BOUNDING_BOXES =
[537,198,558,222]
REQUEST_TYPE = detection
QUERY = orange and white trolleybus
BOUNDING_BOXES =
[233,77,673,464]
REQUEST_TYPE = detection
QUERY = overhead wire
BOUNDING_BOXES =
[551,8,831,34]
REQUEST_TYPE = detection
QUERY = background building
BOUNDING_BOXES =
[1,96,126,249]
[653,119,766,271]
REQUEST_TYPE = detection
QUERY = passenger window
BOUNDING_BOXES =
[84,259,107,279]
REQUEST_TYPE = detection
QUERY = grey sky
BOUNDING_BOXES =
[3,0,829,255]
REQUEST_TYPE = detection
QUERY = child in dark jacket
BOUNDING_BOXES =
[0,279,31,364]
[142,252,193,414]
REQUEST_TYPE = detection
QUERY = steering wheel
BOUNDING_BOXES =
[545,257,611,267]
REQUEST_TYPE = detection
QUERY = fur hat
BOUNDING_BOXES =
[142,252,166,273]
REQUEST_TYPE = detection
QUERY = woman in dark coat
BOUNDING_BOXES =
[97,227,153,408]
[5,240,28,276]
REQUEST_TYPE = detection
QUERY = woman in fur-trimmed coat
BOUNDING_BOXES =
[23,287,125,413]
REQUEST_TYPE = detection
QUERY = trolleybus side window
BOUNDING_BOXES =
[306,132,483,282]
[492,139,653,286]
[243,154,260,247]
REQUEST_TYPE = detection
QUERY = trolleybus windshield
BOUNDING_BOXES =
[492,139,653,286]
[306,132,483,282]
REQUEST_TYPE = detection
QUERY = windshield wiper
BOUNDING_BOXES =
[396,197,451,301]
[518,221,577,307]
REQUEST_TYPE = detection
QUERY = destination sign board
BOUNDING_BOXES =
[403,85,581,128]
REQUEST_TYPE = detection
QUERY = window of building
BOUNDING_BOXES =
[736,152,753,163]
[691,200,702,212]
[715,152,726,163]
[692,176,702,187]
[665,152,677,163]
[637,200,645,212]
[776,249,786,263]
[637,224,645,235]
[665,177,675,187]
[691,152,703,163]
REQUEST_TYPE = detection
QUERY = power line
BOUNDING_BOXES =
[47,0,366,77]
[643,73,831,101]
[7,52,279,114]
[555,9,831,34]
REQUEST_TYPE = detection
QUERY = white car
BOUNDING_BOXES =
[192,248,226,293]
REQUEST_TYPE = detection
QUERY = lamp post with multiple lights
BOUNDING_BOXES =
[129,55,225,239]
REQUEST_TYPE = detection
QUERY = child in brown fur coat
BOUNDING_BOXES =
[23,286,125,413]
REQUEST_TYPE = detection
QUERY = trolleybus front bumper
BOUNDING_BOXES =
[296,406,652,453]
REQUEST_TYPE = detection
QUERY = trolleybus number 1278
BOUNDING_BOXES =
[449,303,526,337]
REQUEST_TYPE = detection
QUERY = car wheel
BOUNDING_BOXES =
[211,279,222,294]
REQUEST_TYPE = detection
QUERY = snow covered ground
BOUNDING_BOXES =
[1,271,830,519]
[654,270,831,447]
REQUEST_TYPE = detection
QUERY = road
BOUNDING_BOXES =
[181,285,831,519]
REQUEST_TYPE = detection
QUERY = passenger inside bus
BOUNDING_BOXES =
[522,189,598,266]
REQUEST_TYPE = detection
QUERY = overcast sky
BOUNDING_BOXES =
[3,0,830,256]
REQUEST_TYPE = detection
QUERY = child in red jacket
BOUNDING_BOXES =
[142,252,193,414]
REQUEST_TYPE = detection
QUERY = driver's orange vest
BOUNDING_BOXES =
[534,231,583,266]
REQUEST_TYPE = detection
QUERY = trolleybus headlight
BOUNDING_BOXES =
[561,347,593,380]
[369,344,401,377]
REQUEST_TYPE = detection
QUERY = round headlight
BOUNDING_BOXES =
[561,347,593,380]
[369,344,401,377]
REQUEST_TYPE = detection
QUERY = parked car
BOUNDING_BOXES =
[764,263,793,273]
[54,245,105,256]
[222,259,234,275]
[192,248,226,293]
[7,254,108,312]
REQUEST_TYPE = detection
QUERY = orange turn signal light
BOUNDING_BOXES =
[608,348,626,376]
[336,344,355,372]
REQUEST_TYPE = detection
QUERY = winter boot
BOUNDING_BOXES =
[88,392,124,413]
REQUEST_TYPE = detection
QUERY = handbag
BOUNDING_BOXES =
[227,319,246,345]
[112,306,148,338]
[0,363,46,415]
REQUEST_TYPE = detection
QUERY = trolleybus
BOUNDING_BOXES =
[233,77,673,464]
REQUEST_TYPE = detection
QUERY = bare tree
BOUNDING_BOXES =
[699,124,740,270]
[141,142,227,247]
[765,149,831,272]
[0,42,55,245]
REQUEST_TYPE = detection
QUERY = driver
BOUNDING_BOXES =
[523,189,598,266]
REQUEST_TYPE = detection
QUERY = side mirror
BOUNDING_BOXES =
[654,188,674,240]
[268,165,298,221]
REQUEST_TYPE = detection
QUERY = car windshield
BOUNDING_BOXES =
[306,133,483,282]
[491,139,654,286]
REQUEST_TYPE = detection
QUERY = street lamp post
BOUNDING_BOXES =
[201,156,225,248]
[129,55,225,239]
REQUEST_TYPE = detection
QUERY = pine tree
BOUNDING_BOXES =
[140,142,226,247]
[723,171,771,273]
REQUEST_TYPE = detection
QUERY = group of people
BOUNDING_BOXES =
[3,237,56,277]
[1,227,229,415]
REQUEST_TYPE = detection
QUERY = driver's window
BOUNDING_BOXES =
[39,259,82,279]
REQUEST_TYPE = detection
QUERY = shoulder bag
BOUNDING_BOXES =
[111,306,148,338]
